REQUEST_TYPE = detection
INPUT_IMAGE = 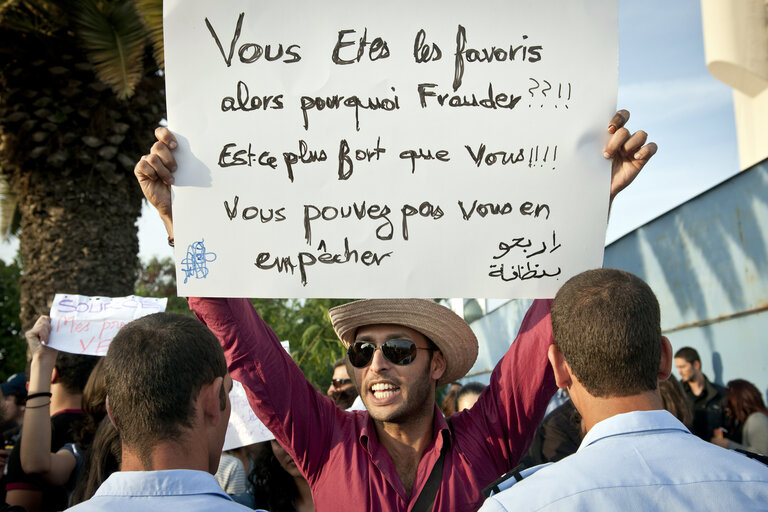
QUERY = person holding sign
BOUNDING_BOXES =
[134,110,655,511]
[5,319,98,512]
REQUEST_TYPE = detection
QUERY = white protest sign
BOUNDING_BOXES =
[164,0,617,298]
[47,294,168,356]
[223,341,290,450]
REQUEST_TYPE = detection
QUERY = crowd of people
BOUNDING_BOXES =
[0,110,765,512]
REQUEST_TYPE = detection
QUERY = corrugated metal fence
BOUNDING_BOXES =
[466,161,768,400]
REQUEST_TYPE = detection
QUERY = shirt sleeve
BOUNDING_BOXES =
[188,297,342,484]
[215,455,247,495]
[4,438,40,492]
[477,496,509,512]
[450,299,557,476]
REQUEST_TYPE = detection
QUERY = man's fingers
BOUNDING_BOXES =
[25,316,51,350]
[137,153,175,185]
[38,315,51,341]
[607,109,630,133]
[150,140,178,172]
[31,316,51,342]
[154,126,178,150]
[603,127,630,158]
[622,130,648,155]
[633,142,658,163]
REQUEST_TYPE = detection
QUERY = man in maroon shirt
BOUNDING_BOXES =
[135,110,655,511]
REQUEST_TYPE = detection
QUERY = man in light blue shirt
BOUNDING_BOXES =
[481,269,768,511]
[66,313,258,511]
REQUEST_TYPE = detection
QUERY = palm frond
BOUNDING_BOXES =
[134,0,163,70]
[0,0,69,36]
[73,0,148,100]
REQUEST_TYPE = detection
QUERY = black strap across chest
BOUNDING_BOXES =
[411,438,448,512]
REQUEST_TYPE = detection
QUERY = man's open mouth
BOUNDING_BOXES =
[370,382,400,399]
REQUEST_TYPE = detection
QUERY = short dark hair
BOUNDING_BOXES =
[332,357,347,370]
[104,313,227,463]
[673,346,700,365]
[55,352,100,395]
[457,382,486,402]
[551,268,661,398]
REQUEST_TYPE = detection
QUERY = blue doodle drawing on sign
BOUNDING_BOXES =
[180,240,217,284]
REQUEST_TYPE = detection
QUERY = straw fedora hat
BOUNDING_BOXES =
[328,299,478,386]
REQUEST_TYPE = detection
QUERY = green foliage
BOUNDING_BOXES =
[135,257,352,391]
[73,0,149,99]
[0,258,25,381]
[134,0,163,68]
[134,256,189,314]
[252,298,352,392]
[0,0,165,99]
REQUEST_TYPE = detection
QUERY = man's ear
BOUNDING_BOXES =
[693,359,701,372]
[201,376,225,427]
[431,350,447,383]
[105,396,118,430]
[50,366,59,385]
[548,344,572,389]
[658,336,673,381]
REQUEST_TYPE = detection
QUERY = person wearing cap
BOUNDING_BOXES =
[1,374,27,433]
[5,348,98,512]
[134,110,655,511]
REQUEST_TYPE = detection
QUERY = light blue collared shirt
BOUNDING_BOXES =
[480,410,768,511]
[66,469,260,511]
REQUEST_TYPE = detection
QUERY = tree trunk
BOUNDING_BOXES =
[0,34,165,331]
[9,166,142,331]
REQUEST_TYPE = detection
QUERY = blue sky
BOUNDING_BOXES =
[607,0,738,242]
[0,0,740,264]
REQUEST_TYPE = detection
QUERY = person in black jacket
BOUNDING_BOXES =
[673,346,726,441]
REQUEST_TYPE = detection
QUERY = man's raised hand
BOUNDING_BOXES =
[134,127,179,237]
[605,109,657,204]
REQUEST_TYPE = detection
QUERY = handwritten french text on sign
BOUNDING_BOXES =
[47,295,168,356]
[164,0,617,298]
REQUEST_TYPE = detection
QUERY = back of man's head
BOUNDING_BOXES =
[55,353,100,395]
[551,268,661,398]
[103,313,227,458]
[673,346,700,365]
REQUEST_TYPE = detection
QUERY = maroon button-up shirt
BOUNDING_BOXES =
[190,297,556,512]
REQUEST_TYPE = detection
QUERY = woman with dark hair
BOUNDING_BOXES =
[250,440,314,512]
[456,382,486,412]
[68,417,121,505]
[711,379,768,455]
[20,350,107,494]
[659,374,693,429]
[21,320,121,506]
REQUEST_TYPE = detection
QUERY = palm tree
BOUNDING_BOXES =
[0,0,165,330]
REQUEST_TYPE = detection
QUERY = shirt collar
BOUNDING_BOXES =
[94,469,232,500]
[579,410,691,451]
[52,409,85,417]
[358,403,451,453]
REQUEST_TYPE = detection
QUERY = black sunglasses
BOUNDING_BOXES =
[331,378,351,389]
[347,339,435,368]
